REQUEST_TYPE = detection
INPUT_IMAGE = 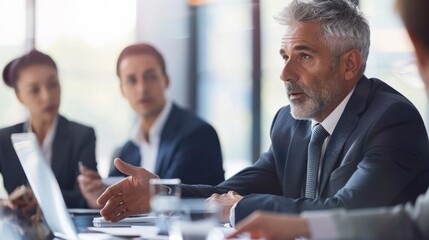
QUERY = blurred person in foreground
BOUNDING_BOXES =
[0,49,98,213]
[229,0,429,239]
[96,0,429,226]
[78,43,224,208]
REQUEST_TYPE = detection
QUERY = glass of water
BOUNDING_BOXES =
[168,199,223,240]
[149,178,181,235]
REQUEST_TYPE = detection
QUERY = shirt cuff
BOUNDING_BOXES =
[301,211,339,240]
[229,202,238,227]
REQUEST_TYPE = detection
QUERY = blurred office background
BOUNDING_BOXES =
[0,0,425,198]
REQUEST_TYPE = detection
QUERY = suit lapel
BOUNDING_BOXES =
[51,116,70,180]
[155,104,180,175]
[319,76,372,195]
[283,120,311,197]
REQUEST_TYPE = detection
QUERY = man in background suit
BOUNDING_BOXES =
[228,0,429,239]
[96,0,429,224]
[78,43,224,208]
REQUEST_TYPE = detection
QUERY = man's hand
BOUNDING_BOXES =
[97,158,159,222]
[208,191,243,222]
[78,165,106,209]
[227,211,310,240]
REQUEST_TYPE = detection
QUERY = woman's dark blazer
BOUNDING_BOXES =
[0,115,97,208]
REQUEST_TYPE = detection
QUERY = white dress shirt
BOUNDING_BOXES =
[130,100,172,173]
[25,117,58,165]
[230,88,355,226]
[311,87,355,196]
[304,89,356,239]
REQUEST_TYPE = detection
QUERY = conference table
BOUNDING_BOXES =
[0,205,234,239]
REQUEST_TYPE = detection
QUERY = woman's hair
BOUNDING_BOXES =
[396,0,429,52]
[116,43,167,77]
[275,0,370,76]
[2,49,57,88]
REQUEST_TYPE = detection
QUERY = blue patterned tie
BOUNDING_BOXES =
[305,124,329,199]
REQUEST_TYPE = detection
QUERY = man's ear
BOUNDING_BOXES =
[341,49,362,81]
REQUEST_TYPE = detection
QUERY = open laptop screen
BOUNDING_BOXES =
[11,133,78,240]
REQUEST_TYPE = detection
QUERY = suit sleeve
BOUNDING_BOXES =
[62,127,97,208]
[181,109,285,198]
[303,188,429,239]
[181,148,283,198]
[164,124,224,185]
[234,101,429,223]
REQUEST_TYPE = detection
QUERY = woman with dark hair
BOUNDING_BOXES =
[0,49,98,211]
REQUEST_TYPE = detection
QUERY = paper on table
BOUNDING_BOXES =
[88,226,168,239]
[87,227,142,237]
[77,232,121,239]
[93,214,157,227]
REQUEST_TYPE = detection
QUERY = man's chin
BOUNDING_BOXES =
[289,105,314,120]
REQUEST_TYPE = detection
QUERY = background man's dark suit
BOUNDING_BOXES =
[181,76,429,223]
[0,115,97,208]
[109,103,225,185]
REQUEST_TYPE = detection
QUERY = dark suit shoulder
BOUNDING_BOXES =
[368,78,414,105]
[55,116,96,147]
[57,115,95,135]
[168,104,216,136]
[363,78,421,120]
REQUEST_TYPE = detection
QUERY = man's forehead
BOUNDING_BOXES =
[283,21,322,36]
[280,22,323,48]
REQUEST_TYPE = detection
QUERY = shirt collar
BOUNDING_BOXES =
[311,87,355,135]
[26,116,59,150]
[131,99,173,145]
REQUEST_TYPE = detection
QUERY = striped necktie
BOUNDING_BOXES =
[305,124,329,199]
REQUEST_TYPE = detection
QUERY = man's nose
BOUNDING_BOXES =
[280,60,298,83]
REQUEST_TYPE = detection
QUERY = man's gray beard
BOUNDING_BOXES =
[287,71,343,120]
[290,98,322,120]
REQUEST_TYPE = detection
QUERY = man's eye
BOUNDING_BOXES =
[144,74,157,81]
[127,77,136,85]
[29,88,39,95]
[301,54,311,60]
[281,55,289,61]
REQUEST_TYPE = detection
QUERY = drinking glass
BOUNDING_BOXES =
[149,178,181,235]
[168,199,223,240]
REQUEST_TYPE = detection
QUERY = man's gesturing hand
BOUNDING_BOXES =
[97,158,159,222]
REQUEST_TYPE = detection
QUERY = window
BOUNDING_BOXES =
[0,0,27,199]
[196,0,253,177]
[36,0,137,175]
[260,1,290,151]
[0,0,27,127]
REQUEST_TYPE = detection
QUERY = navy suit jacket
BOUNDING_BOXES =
[110,103,225,185]
[0,115,97,208]
[181,76,429,223]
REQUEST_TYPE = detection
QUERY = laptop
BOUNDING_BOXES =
[11,133,114,240]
